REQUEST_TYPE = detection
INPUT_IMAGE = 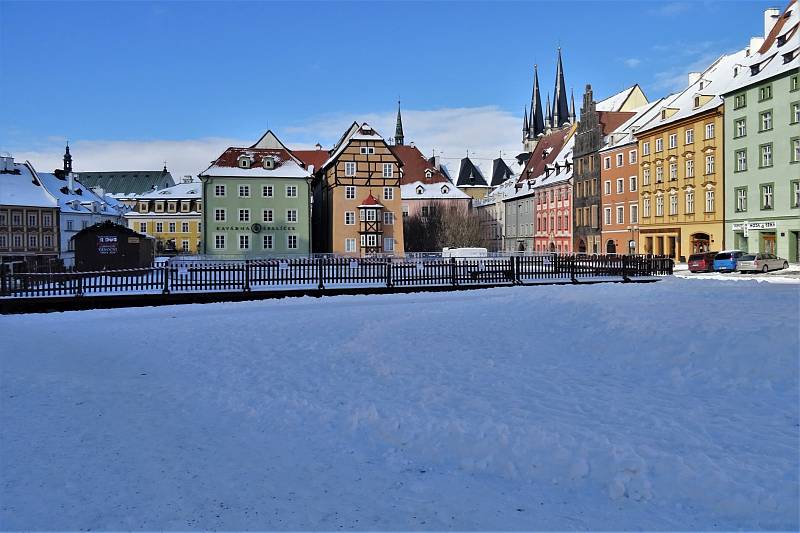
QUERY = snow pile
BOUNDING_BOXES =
[1,278,797,530]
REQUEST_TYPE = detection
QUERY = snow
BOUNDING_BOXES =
[401,180,471,200]
[1,278,798,530]
[0,160,57,208]
[200,160,311,179]
[595,85,636,112]
[36,172,124,216]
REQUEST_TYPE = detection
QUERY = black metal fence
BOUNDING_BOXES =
[0,254,673,299]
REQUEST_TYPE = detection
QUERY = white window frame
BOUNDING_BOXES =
[382,163,393,178]
[285,185,298,198]
[383,187,393,201]
[384,237,394,252]
[685,129,694,144]
[287,234,298,249]
[345,162,356,176]
[630,204,638,224]
[345,186,356,200]
[629,176,637,192]
[642,141,650,156]
[238,234,250,251]
[616,178,624,193]
[705,190,715,213]
[263,234,274,250]
[604,207,612,225]
[345,238,356,253]
[604,180,611,195]
[655,138,663,152]
[383,211,394,225]
[705,123,715,139]
[214,208,226,222]
[262,209,274,223]
[262,185,274,198]
[686,159,694,178]
[616,206,624,224]
[668,134,677,149]
[629,150,637,164]
[345,211,355,225]
[239,184,250,198]
[239,208,250,223]
[686,190,695,214]
[214,184,226,197]
[286,209,298,223]
[214,233,226,250]
[669,193,678,215]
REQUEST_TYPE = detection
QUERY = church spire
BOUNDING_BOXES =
[529,64,545,138]
[63,141,72,173]
[545,92,553,129]
[552,48,570,128]
[394,99,404,146]
[523,106,529,136]
[570,88,576,123]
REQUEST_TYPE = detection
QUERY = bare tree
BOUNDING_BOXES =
[403,202,483,251]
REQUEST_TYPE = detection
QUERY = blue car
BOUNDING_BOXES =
[713,250,744,272]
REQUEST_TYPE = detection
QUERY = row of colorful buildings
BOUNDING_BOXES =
[2,2,796,265]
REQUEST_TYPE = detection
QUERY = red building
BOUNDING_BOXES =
[533,132,575,253]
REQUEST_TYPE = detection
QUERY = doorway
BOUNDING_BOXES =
[691,232,710,254]
[606,240,616,254]
[761,232,776,255]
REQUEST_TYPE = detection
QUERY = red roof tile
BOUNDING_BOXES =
[211,147,296,169]
[389,145,449,185]
[359,193,383,207]
[293,149,329,172]
[759,0,796,54]
[598,111,636,135]
[517,128,570,183]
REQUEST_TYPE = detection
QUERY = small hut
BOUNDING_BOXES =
[72,221,154,271]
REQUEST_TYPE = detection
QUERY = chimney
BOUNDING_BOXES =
[688,72,701,85]
[0,155,12,172]
[752,35,766,55]
[68,172,75,193]
[764,7,781,38]
[315,143,322,151]
[182,175,193,183]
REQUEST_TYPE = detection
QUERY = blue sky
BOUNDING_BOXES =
[0,0,780,177]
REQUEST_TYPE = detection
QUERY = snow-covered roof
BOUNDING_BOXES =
[134,181,202,199]
[322,122,388,171]
[723,1,799,95]
[596,85,639,112]
[37,172,125,216]
[401,180,471,200]
[600,97,674,152]
[0,159,58,208]
[199,146,311,179]
[505,133,576,199]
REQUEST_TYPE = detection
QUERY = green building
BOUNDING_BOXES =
[199,131,312,257]
[723,3,799,262]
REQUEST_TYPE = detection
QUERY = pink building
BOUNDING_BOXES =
[532,132,575,253]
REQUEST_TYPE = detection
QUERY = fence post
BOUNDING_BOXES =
[0,266,6,297]
[622,254,630,282]
[385,258,393,288]
[317,256,325,290]
[162,266,170,294]
[512,256,520,285]
[570,255,578,284]
[243,260,251,292]
[76,273,84,297]
[450,256,458,286]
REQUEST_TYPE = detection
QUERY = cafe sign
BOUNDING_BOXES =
[731,221,777,231]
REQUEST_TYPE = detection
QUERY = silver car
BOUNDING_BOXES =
[737,253,789,273]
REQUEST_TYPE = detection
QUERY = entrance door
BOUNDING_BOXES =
[606,240,616,254]
[578,239,586,253]
[691,233,710,254]
[761,232,776,255]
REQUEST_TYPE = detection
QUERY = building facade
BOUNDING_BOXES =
[637,48,748,261]
[0,157,60,267]
[572,85,603,254]
[200,131,312,257]
[723,2,800,261]
[503,188,536,252]
[395,144,471,220]
[125,178,203,254]
[310,122,404,256]
[532,132,576,253]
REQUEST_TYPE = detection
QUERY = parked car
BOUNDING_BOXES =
[688,251,718,272]
[713,250,745,272]
[736,253,790,273]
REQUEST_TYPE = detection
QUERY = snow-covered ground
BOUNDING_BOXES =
[674,262,800,284]
[1,278,798,530]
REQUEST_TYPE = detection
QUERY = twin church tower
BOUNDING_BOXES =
[522,48,576,152]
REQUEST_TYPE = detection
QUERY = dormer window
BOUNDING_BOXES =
[699,81,704,90]
[416,185,424,195]
[694,96,700,108]
[263,156,275,169]
[238,155,252,168]
[424,169,433,179]
[441,185,449,194]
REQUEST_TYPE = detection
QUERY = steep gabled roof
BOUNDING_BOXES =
[455,158,488,187]
[320,122,393,172]
[598,111,637,135]
[517,126,573,183]
[293,149,329,172]
[76,169,175,195]
[490,158,516,186]
[0,160,58,208]
[199,147,310,179]
[390,145,449,185]
[358,193,383,208]
[596,85,645,112]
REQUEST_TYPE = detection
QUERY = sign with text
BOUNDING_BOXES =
[97,235,118,255]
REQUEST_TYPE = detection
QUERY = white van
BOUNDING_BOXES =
[442,247,488,258]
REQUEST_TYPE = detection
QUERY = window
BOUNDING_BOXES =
[382,163,393,177]
[366,234,377,247]
[263,234,274,250]
[28,234,37,248]
[345,211,355,225]
[345,186,356,200]
[384,237,394,252]
[629,150,637,164]
[168,222,176,232]
[735,187,748,212]
[345,162,356,176]
[656,166,664,182]
[13,234,21,247]
[383,187,393,201]
[759,110,773,131]
[656,196,664,216]
[43,214,52,226]
[686,190,695,214]
[359,146,375,155]
[629,176,637,192]
[214,208,226,222]
[139,222,147,233]
[791,102,800,124]
[616,178,624,193]
[705,123,715,139]
[760,143,773,168]
[758,84,772,101]
[604,181,611,195]
[642,142,650,156]
[239,156,251,169]
[686,159,694,178]
[792,74,799,92]
[182,222,189,233]
[155,202,165,213]
[27,213,37,226]
[180,201,190,213]
[182,240,189,252]
[383,211,394,225]
[685,129,694,144]
[156,222,163,233]
[616,206,624,224]
[214,185,226,197]
[705,155,715,175]
[655,138,663,152]
[793,137,800,163]
[668,134,677,149]
[262,185,273,197]
[286,185,298,198]
[792,180,800,208]
[345,238,356,253]
[705,190,715,213]
[643,168,651,185]
[614,153,623,167]
[604,207,612,225]
[239,209,250,222]
[669,193,678,215]
[11,213,20,225]
[66,219,74,231]
[214,234,225,250]
[735,149,747,172]
[761,183,774,210]
[603,156,611,169]
[287,235,298,249]
[237,234,249,250]
[734,118,746,138]
[262,209,274,223]
[0,235,6,247]
[733,93,746,109]
[669,162,677,181]
[630,204,638,224]
[286,209,298,223]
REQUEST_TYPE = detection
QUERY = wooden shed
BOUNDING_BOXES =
[72,221,154,271]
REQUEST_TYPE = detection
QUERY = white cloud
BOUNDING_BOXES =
[8,106,524,182]
[651,51,722,92]
[623,58,642,68]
